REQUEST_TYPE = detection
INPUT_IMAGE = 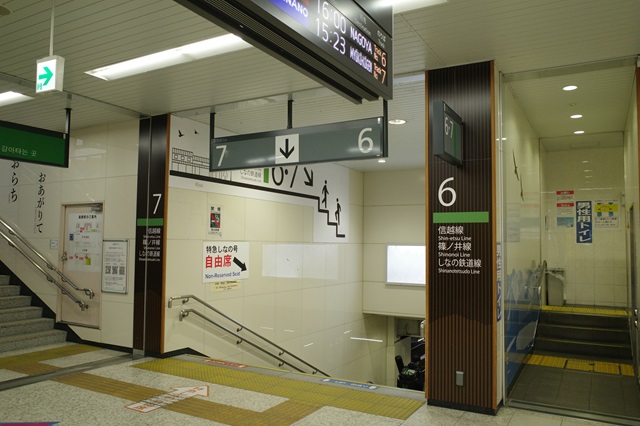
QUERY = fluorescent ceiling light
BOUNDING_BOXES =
[574,130,585,134]
[0,91,33,107]
[388,118,406,125]
[563,85,578,91]
[86,34,251,81]
[378,158,386,163]
[350,337,384,343]
[386,0,448,14]
[571,114,583,119]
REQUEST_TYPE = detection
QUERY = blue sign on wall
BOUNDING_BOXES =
[576,200,592,244]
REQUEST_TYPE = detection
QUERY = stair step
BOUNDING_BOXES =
[0,275,10,285]
[535,337,632,360]
[0,318,55,338]
[536,323,630,345]
[539,311,628,329]
[0,295,31,310]
[0,329,67,353]
[0,285,20,297]
[0,306,43,323]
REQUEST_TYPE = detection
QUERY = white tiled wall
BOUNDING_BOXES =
[362,169,426,318]
[164,168,390,385]
[542,146,627,307]
[0,119,139,347]
[362,169,426,386]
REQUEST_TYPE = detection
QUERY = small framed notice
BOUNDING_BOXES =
[102,240,128,294]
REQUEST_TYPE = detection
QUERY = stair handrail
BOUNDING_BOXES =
[168,294,329,376]
[0,216,94,299]
[0,228,88,311]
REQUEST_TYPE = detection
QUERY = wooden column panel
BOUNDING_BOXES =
[426,61,497,413]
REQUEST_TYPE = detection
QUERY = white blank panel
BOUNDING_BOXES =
[386,245,425,285]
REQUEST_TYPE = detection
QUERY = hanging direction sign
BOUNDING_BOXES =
[174,0,393,102]
[210,117,386,172]
[36,55,65,93]
[0,119,69,167]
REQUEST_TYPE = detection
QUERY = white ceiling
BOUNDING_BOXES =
[0,0,638,171]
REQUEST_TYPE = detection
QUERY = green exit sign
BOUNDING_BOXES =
[0,120,69,167]
[36,55,65,93]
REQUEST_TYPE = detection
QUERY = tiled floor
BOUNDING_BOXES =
[0,343,629,425]
[510,363,640,421]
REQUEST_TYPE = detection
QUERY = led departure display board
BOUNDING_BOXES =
[252,0,391,99]
[175,0,393,102]
[433,101,464,166]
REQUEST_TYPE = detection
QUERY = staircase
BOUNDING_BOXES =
[535,307,632,360]
[0,274,66,353]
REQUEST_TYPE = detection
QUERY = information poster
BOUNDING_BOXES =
[102,240,128,294]
[66,212,102,272]
[209,205,222,236]
[594,199,619,229]
[203,241,249,282]
[556,190,575,228]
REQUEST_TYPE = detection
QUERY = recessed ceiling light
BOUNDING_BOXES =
[571,114,582,119]
[388,118,406,125]
[86,34,251,81]
[0,91,33,107]
[563,85,578,91]
[574,130,585,134]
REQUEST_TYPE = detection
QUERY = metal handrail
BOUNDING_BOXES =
[0,216,94,299]
[179,308,305,374]
[0,229,88,311]
[168,294,329,376]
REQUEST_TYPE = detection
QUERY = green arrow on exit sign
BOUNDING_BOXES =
[36,55,65,93]
[38,66,53,86]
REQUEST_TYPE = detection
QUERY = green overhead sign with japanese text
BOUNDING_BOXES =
[0,120,69,167]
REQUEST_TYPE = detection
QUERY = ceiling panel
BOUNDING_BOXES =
[508,66,636,138]
[0,0,638,171]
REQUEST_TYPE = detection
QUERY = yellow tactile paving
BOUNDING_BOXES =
[593,362,620,375]
[26,357,422,425]
[621,364,635,377]
[540,356,566,368]
[55,372,274,426]
[542,305,627,316]
[526,354,543,365]
[0,344,101,370]
[9,360,60,375]
[530,354,634,377]
[134,358,424,420]
[526,354,567,368]
[566,359,593,372]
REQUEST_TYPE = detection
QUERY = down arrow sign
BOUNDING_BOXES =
[279,137,295,159]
